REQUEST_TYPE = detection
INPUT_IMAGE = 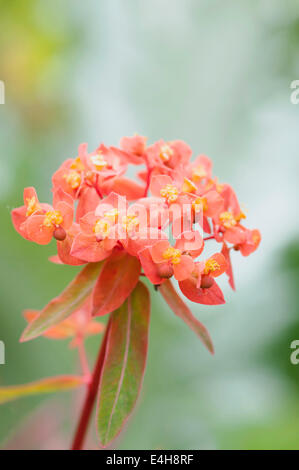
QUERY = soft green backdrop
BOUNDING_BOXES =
[0,0,299,449]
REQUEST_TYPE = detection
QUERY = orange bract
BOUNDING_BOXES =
[12,135,261,310]
[23,307,104,341]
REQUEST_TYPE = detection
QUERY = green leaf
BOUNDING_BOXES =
[21,262,104,342]
[159,279,214,354]
[97,281,150,447]
[0,375,84,405]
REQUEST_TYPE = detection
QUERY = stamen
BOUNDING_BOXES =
[122,215,139,232]
[160,184,179,203]
[162,247,181,265]
[43,210,63,228]
[192,197,208,213]
[93,219,111,238]
[90,153,108,171]
[192,165,207,182]
[182,178,197,193]
[64,170,81,189]
[104,208,119,222]
[26,197,40,217]
[70,157,85,171]
[204,258,220,275]
[252,233,259,244]
[219,211,237,229]
[235,211,246,222]
[159,145,173,162]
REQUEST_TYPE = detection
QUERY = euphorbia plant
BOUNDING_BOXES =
[4,136,261,449]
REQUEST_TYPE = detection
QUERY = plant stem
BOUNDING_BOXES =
[77,337,91,379]
[94,175,103,199]
[71,320,110,450]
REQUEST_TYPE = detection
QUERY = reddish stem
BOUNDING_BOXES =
[203,235,215,241]
[71,320,110,450]
[94,175,103,199]
[77,337,91,379]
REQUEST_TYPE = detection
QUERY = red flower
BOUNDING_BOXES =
[139,231,203,284]
[119,134,147,163]
[12,187,73,245]
[71,193,123,262]
[11,187,51,239]
[179,253,227,305]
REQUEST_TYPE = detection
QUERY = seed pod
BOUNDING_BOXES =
[200,274,214,289]
[53,227,66,241]
[157,263,174,279]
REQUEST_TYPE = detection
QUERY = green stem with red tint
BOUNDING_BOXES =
[71,319,110,450]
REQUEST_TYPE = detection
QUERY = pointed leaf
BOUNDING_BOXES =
[21,262,104,342]
[92,252,141,316]
[97,281,150,446]
[0,375,84,405]
[159,279,214,354]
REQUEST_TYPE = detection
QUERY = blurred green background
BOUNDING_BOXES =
[1,0,299,450]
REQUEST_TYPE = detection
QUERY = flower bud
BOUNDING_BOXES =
[200,274,214,289]
[53,227,66,241]
[157,263,174,279]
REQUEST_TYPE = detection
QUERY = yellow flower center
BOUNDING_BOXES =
[214,178,224,193]
[26,197,40,217]
[103,208,119,222]
[192,197,208,213]
[235,211,246,222]
[64,170,81,189]
[192,165,207,182]
[90,153,108,171]
[159,145,173,162]
[70,157,85,171]
[219,211,237,229]
[252,233,259,244]
[122,215,139,232]
[162,247,181,265]
[160,184,179,203]
[182,177,197,193]
[93,219,111,238]
[43,210,63,228]
[204,258,220,275]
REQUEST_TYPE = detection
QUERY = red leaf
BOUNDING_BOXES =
[159,279,214,354]
[179,278,225,305]
[92,252,141,316]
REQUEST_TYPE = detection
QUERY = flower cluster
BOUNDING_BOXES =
[8,135,261,449]
[12,135,261,305]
